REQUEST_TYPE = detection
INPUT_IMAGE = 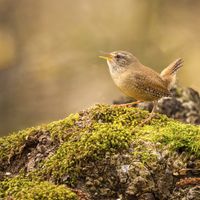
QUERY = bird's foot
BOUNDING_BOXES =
[139,112,156,126]
[112,101,141,108]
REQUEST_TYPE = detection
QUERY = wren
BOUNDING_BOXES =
[100,51,183,124]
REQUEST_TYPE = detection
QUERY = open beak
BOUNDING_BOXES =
[99,52,113,61]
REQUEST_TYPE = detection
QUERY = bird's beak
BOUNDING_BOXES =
[99,52,113,61]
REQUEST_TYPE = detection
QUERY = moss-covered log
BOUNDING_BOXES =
[0,104,200,200]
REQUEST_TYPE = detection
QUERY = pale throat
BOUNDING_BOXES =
[107,60,127,75]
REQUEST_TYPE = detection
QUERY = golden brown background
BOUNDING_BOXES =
[0,0,199,135]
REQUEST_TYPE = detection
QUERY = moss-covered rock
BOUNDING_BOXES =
[0,176,77,200]
[0,104,200,199]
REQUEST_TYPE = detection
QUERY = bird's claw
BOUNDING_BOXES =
[139,112,156,126]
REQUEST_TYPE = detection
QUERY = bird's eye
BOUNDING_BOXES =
[116,54,121,59]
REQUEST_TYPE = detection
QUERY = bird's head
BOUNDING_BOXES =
[99,51,139,73]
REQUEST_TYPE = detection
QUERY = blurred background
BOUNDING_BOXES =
[0,0,200,136]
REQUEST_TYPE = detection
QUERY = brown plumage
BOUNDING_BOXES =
[99,51,183,124]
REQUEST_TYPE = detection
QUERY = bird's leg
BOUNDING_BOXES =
[139,101,158,126]
[113,100,141,107]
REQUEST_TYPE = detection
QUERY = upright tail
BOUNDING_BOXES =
[160,58,183,90]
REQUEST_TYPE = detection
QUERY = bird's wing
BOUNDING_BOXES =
[127,69,170,99]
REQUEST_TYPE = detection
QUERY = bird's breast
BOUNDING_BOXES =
[110,70,169,101]
[110,71,142,99]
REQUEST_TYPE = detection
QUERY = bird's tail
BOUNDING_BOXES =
[160,58,183,90]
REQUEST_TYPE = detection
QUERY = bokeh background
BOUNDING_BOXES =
[0,0,200,135]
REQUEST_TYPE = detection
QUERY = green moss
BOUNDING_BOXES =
[0,104,200,197]
[47,113,80,142]
[0,176,77,200]
[33,105,200,185]
[0,127,37,163]
[86,105,199,157]
[139,121,200,156]
[0,113,80,165]
[39,124,133,184]
[132,142,158,164]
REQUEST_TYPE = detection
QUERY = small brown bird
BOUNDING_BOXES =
[99,51,183,124]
